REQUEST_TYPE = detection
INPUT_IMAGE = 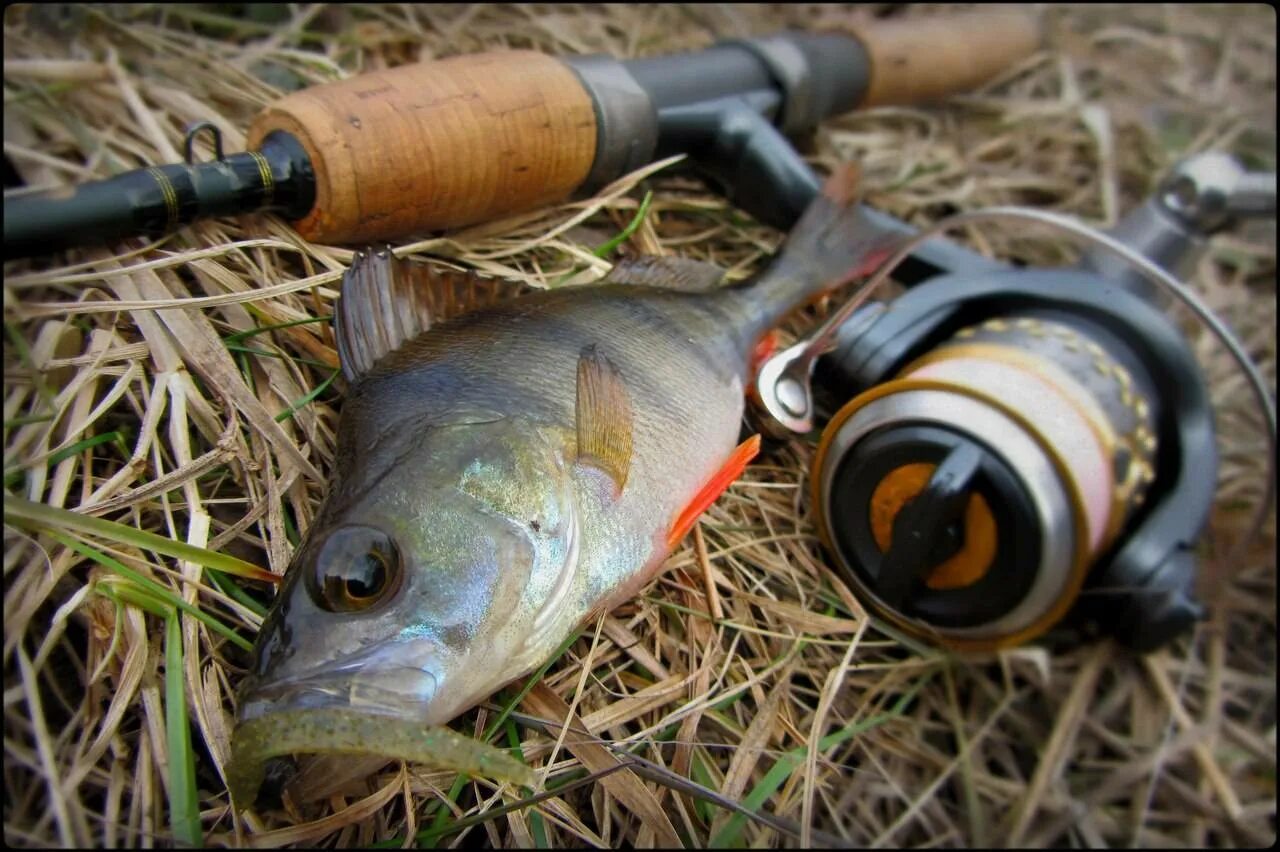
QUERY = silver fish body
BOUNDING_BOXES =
[237,168,891,729]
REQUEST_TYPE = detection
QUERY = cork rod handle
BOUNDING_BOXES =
[246,50,598,245]
[851,10,1043,108]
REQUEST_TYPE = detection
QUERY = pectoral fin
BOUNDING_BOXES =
[575,345,634,495]
[335,247,511,381]
[601,255,727,292]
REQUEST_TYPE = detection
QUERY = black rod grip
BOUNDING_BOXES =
[3,131,313,259]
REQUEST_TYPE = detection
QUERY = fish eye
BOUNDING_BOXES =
[307,525,402,613]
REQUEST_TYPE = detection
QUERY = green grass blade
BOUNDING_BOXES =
[281,503,301,548]
[4,412,55,428]
[274,368,340,423]
[165,613,203,847]
[4,319,55,405]
[482,629,581,743]
[502,719,549,848]
[222,342,333,371]
[419,629,582,847]
[419,775,468,849]
[222,315,332,345]
[690,750,717,823]
[152,5,338,45]
[97,580,175,619]
[3,496,278,585]
[45,529,254,652]
[504,716,549,847]
[235,349,254,388]
[206,569,268,618]
[46,431,123,467]
[551,189,656,286]
[412,766,623,847]
[4,430,130,482]
[708,674,933,848]
[530,803,550,848]
[592,190,655,258]
[6,80,77,105]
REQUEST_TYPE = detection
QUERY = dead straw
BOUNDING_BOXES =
[4,3,1275,849]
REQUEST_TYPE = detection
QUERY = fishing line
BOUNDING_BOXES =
[418,761,633,842]
[487,704,854,847]
[479,700,868,770]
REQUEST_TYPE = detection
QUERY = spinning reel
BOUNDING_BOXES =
[757,152,1277,652]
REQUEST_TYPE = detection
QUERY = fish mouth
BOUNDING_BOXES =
[237,638,445,725]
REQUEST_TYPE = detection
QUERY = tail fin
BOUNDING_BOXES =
[742,164,903,332]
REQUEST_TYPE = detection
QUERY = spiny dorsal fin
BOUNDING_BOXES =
[575,344,633,495]
[335,247,510,381]
[601,255,726,293]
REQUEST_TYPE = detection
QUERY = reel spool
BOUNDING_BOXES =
[811,280,1191,652]
[749,154,1274,654]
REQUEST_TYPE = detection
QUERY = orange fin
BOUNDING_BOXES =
[667,434,762,548]
[749,330,779,380]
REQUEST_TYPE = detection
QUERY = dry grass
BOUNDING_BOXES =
[3,3,1276,848]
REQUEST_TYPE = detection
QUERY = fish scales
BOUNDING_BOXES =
[232,166,894,787]
[347,290,749,546]
[277,289,748,695]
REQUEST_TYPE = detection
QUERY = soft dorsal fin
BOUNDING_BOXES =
[335,248,509,381]
[601,255,726,292]
[575,344,634,496]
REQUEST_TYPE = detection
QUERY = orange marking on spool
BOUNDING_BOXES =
[667,434,762,548]
[869,462,998,590]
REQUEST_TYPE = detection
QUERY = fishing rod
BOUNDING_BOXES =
[3,8,1040,260]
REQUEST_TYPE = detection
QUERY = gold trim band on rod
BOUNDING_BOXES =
[248,151,274,208]
[146,167,179,231]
